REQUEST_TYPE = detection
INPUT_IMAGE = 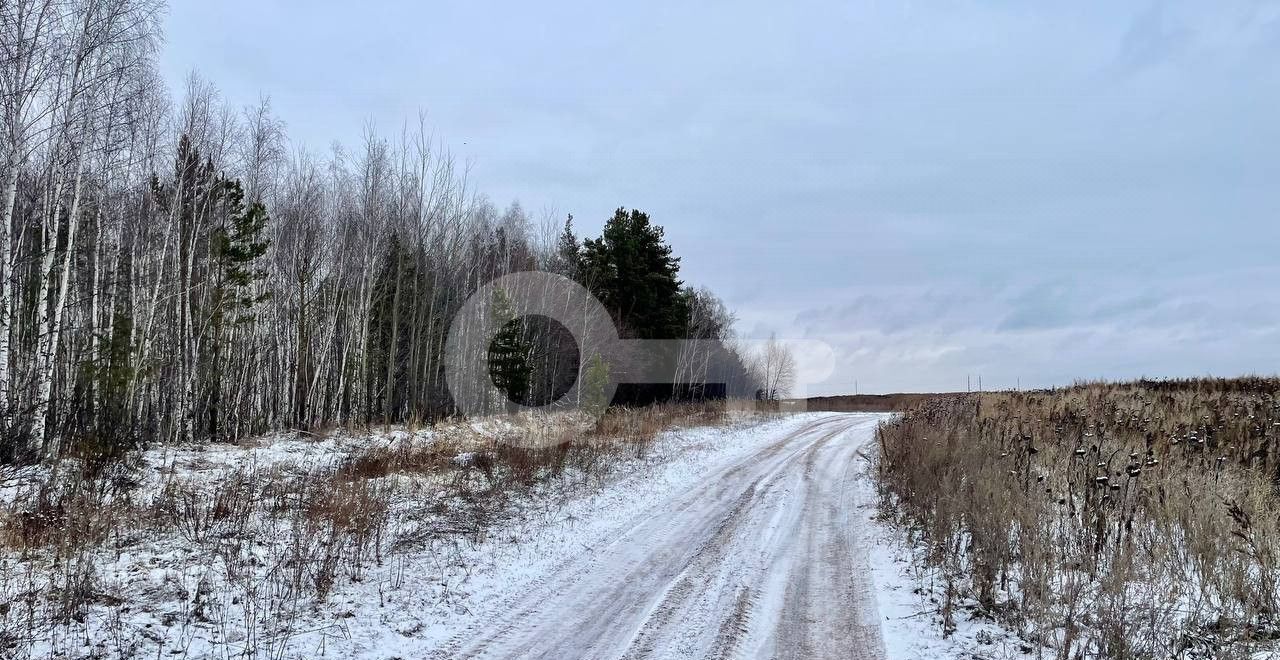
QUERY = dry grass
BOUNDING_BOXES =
[0,401,741,658]
[799,392,962,412]
[876,378,1280,658]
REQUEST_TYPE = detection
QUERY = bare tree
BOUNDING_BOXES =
[753,333,796,400]
[0,1,750,463]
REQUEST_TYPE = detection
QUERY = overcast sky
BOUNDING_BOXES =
[160,0,1280,395]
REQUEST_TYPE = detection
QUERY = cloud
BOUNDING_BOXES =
[794,289,984,335]
[996,282,1166,332]
[1112,3,1194,75]
[160,0,1280,394]
[790,273,1280,394]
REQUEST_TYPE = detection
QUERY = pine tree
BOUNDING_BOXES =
[212,180,271,314]
[368,234,426,422]
[580,208,688,339]
[551,214,581,280]
[150,134,223,444]
[205,179,271,441]
[582,353,611,417]
[487,288,532,408]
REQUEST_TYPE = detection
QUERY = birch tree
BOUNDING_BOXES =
[0,0,760,464]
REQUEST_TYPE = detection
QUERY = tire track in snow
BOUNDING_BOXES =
[431,413,887,659]
[430,416,845,659]
[620,419,854,659]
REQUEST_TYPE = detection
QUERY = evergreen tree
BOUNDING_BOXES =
[580,208,688,339]
[582,353,611,417]
[368,234,427,422]
[551,214,581,280]
[0,3,763,459]
[150,134,224,443]
[205,179,271,441]
[212,180,271,314]
[487,288,532,408]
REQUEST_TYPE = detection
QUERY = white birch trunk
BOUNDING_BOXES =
[33,165,84,455]
[0,164,18,425]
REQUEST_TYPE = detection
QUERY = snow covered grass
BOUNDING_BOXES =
[0,401,743,658]
[863,495,1049,660]
[875,380,1280,659]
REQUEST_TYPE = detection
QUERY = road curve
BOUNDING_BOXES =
[431,413,888,659]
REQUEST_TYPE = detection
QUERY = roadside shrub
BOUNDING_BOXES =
[877,378,1280,658]
[0,402,754,657]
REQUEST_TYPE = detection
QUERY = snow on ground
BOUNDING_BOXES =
[322,412,819,656]
[300,411,1013,658]
[853,455,1041,660]
[2,411,1012,658]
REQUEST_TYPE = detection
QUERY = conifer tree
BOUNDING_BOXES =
[582,353,611,417]
[205,179,271,440]
[487,288,533,408]
[0,0,761,460]
[580,208,688,339]
[212,180,271,314]
[552,214,581,280]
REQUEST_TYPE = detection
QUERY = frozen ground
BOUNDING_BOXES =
[309,412,1012,658]
[3,412,1019,658]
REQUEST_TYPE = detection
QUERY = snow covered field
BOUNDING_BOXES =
[1,411,1022,659]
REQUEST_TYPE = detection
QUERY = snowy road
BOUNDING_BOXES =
[430,413,887,659]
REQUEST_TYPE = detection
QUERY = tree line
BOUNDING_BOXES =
[0,0,763,463]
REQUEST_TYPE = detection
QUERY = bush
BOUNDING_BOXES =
[877,378,1280,657]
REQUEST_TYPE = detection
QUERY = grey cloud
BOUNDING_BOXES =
[161,0,1280,394]
[1113,3,1194,75]
[996,282,1167,332]
[795,289,987,335]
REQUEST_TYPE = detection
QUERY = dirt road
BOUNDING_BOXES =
[431,413,888,659]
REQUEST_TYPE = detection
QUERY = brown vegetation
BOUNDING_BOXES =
[876,378,1280,658]
[0,402,735,658]
[801,392,959,412]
